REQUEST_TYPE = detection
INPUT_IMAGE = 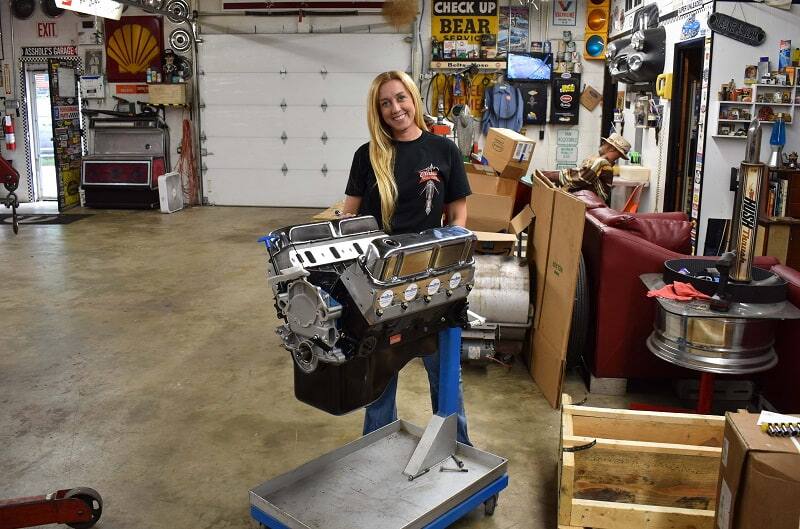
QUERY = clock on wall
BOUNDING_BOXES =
[10,0,36,20]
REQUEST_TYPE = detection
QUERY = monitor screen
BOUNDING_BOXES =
[507,52,552,81]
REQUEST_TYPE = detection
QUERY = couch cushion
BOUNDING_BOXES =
[588,207,691,253]
[572,190,607,209]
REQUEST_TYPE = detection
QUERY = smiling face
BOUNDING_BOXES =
[378,79,421,140]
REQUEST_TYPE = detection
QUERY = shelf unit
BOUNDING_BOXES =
[714,84,797,138]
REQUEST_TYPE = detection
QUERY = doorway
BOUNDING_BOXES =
[663,39,704,214]
[25,68,57,201]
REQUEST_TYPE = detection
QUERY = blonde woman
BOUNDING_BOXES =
[343,70,472,444]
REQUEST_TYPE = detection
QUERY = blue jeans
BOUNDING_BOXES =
[363,351,472,445]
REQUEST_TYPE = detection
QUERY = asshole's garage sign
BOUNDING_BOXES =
[432,1,499,45]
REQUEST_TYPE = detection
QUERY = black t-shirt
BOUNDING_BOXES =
[345,131,471,234]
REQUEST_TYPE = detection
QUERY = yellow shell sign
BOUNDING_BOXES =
[107,24,160,74]
[432,0,499,45]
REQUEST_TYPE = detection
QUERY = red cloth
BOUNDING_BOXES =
[647,281,712,301]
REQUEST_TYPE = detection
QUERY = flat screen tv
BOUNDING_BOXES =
[507,52,552,81]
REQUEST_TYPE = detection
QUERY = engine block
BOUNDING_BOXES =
[261,216,476,414]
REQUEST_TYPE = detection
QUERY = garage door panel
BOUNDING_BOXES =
[201,73,374,107]
[201,106,367,138]
[205,168,348,207]
[199,32,409,206]
[199,34,410,73]
[204,137,362,170]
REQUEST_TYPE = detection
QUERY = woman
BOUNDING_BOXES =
[342,70,472,444]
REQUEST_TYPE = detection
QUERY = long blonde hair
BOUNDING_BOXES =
[366,70,428,231]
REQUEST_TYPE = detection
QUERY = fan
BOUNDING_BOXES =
[158,172,185,213]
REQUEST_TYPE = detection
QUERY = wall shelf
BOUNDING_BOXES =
[715,84,796,138]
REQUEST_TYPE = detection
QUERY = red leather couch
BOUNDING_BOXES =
[573,190,695,379]
[761,265,800,412]
[572,190,781,382]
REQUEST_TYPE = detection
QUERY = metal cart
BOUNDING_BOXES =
[249,328,509,529]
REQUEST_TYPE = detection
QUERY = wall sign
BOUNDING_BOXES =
[552,0,577,27]
[21,45,77,57]
[550,73,580,125]
[38,22,57,38]
[557,129,579,145]
[707,13,765,46]
[104,16,164,83]
[556,145,578,162]
[56,0,123,20]
[431,0,499,46]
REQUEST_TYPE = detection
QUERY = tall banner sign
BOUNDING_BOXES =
[431,1,499,46]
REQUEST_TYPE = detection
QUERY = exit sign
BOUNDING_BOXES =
[38,22,57,38]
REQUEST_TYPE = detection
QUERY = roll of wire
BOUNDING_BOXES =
[469,255,530,325]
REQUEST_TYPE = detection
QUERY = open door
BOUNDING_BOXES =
[663,39,704,214]
[47,58,82,211]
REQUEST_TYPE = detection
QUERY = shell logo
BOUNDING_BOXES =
[107,24,160,74]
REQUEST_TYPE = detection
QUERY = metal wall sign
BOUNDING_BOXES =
[21,45,77,57]
[550,73,580,125]
[431,0,499,47]
[707,12,765,46]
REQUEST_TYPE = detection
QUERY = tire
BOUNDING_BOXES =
[566,253,589,368]
[65,487,103,529]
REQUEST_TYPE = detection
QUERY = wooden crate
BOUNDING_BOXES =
[558,394,725,529]
[147,82,190,106]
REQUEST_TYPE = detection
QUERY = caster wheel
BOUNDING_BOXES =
[484,493,498,516]
[65,487,103,529]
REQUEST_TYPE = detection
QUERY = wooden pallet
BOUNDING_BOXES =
[558,394,726,529]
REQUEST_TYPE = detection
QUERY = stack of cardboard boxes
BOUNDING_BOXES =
[465,128,536,254]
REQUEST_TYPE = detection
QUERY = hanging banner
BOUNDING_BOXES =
[552,0,577,26]
[550,73,580,125]
[431,0,499,46]
[516,81,548,125]
[56,0,123,20]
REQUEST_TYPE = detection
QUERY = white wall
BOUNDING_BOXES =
[699,1,800,251]
[611,0,713,214]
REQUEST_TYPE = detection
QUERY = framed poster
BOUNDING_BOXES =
[552,0,577,26]
[550,73,581,125]
[104,16,163,83]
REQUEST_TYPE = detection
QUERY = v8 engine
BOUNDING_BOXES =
[261,216,476,414]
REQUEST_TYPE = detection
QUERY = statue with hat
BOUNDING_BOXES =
[543,133,632,201]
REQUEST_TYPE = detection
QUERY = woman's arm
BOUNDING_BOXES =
[342,195,362,217]
[444,198,467,227]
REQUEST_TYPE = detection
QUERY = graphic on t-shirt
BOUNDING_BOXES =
[418,164,441,215]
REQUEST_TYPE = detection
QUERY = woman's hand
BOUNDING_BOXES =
[342,195,362,217]
[444,198,467,227]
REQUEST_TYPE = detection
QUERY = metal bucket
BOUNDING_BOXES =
[647,304,778,374]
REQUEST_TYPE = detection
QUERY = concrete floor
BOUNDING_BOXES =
[1,205,620,529]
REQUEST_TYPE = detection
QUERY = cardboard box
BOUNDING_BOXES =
[464,163,534,234]
[527,170,586,408]
[484,128,535,180]
[472,231,518,255]
[715,411,800,529]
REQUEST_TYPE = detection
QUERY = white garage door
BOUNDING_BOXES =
[198,33,410,207]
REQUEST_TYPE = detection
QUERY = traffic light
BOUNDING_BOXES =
[583,0,610,60]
